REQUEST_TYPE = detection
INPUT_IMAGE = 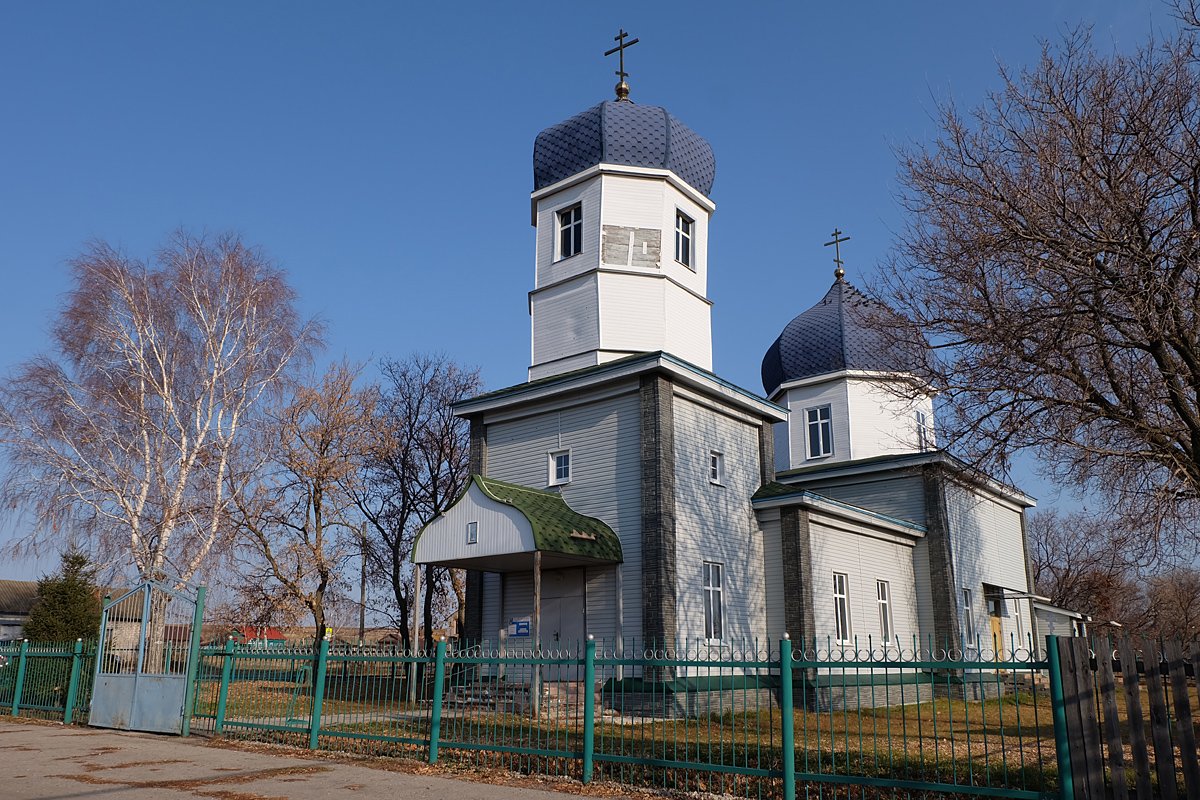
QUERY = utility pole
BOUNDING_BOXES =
[358,521,367,645]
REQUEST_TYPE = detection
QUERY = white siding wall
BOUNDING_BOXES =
[535,176,602,288]
[672,395,767,648]
[414,483,535,564]
[845,379,936,460]
[944,483,1033,653]
[784,380,850,469]
[759,512,785,643]
[807,521,920,649]
[596,271,665,352]
[659,181,709,297]
[663,283,712,369]
[531,273,599,368]
[806,475,927,526]
[485,391,643,644]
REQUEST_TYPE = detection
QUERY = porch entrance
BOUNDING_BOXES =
[89,580,205,734]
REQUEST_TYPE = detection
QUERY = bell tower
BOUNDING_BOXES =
[527,45,718,381]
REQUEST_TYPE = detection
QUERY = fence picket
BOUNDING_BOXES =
[1095,638,1128,800]
[1118,638,1154,800]
[1163,639,1200,796]
[1142,638,1177,800]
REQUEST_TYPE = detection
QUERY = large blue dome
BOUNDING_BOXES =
[761,279,924,397]
[533,100,716,195]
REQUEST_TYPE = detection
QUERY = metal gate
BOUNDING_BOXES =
[90,580,205,734]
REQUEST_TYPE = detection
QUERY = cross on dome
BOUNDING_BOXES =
[824,228,851,281]
[604,29,639,101]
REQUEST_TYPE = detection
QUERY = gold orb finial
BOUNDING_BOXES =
[605,29,639,102]
[615,79,630,100]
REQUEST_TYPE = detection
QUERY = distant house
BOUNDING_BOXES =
[228,625,287,648]
[1033,601,1091,638]
[0,580,38,641]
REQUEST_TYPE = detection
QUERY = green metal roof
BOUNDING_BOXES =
[418,475,623,564]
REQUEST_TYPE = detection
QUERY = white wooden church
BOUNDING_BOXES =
[413,69,1041,661]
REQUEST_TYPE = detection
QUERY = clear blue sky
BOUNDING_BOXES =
[0,1,1169,579]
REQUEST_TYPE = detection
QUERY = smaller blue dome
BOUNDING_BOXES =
[761,279,923,396]
[533,100,716,195]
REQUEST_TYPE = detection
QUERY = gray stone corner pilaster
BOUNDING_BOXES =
[639,373,677,679]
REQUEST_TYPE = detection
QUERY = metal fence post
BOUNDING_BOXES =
[1046,635,1074,800]
[308,634,331,750]
[62,639,84,725]
[779,634,796,800]
[11,639,29,716]
[181,585,206,737]
[582,635,596,784]
[428,637,447,764]
[214,636,235,735]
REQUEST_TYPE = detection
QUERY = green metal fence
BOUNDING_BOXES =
[184,634,1056,799]
[0,639,96,724]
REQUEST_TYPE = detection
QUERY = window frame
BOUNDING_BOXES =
[465,521,478,546]
[702,561,724,643]
[833,572,852,644]
[548,448,572,487]
[556,203,583,260]
[675,210,694,268]
[916,409,931,451]
[806,405,833,459]
[876,579,894,644]
[962,588,977,646]
[708,450,725,485]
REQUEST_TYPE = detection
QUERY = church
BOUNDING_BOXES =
[412,55,1040,664]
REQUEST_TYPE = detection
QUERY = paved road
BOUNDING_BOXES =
[0,719,569,799]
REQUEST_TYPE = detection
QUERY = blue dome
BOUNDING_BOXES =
[761,279,923,396]
[533,100,716,195]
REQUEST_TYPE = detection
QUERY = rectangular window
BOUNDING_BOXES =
[703,561,724,641]
[876,580,894,643]
[675,211,693,267]
[465,521,478,545]
[916,410,931,451]
[833,572,851,643]
[962,588,976,645]
[709,450,724,485]
[548,449,571,486]
[806,405,833,459]
[558,203,583,259]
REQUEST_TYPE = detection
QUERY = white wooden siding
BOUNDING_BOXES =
[535,176,602,288]
[845,379,936,460]
[944,482,1033,652]
[807,520,919,648]
[806,475,927,526]
[672,395,767,648]
[783,380,851,470]
[485,392,643,644]
[663,282,713,370]
[660,183,708,296]
[531,273,599,366]
[414,483,535,564]
[758,512,785,642]
[596,271,665,352]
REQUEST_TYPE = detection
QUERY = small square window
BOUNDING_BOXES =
[708,450,724,485]
[675,211,694,268]
[465,521,478,545]
[548,449,571,486]
[806,405,833,459]
[558,204,583,259]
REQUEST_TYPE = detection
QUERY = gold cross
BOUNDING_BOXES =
[824,228,851,280]
[605,29,640,100]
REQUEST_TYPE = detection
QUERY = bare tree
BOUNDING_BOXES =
[1143,567,1200,639]
[227,361,372,654]
[875,30,1200,535]
[352,354,481,651]
[0,232,320,584]
[1027,510,1149,629]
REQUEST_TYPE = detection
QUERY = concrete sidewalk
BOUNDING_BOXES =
[0,719,576,800]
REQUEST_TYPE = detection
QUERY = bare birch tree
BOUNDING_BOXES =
[0,231,320,584]
[227,361,372,654]
[352,353,480,651]
[875,31,1200,535]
